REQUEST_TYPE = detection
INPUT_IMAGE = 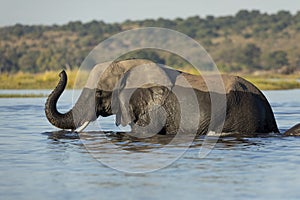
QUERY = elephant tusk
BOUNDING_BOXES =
[75,121,90,132]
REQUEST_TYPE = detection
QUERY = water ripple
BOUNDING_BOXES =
[1,90,300,199]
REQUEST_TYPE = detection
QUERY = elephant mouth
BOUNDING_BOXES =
[72,110,97,132]
[75,121,90,132]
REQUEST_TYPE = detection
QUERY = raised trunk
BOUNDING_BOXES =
[45,70,76,130]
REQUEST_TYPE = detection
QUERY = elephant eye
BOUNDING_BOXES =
[95,91,112,102]
[95,92,101,98]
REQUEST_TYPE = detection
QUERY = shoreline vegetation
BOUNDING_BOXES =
[0,69,299,98]
[1,11,300,75]
[0,70,79,90]
[0,93,47,98]
[1,10,300,98]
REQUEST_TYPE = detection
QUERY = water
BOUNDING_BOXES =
[1,89,300,200]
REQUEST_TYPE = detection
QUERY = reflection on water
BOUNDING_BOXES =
[1,90,300,199]
[42,131,246,154]
[43,129,276,151]
[42,129,294,174]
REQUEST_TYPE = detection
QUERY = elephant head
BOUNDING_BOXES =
[45,59,156,131]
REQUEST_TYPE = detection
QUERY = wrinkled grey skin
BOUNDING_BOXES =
[284,123,300,136]
[45,59,299,136]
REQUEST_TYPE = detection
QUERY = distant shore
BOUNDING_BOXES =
[235,72,300,90]
[0,93,47,98]
[0,70,78,90]
[0,70,299,94]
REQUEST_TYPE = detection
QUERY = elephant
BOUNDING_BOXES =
[45,59,300,136]
[284,123,300,136]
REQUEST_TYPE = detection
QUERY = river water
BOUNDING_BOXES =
[0,89,300,200]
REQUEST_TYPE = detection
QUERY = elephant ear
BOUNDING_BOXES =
[114,88,135,127]
[113,62,175,127]
[111,70,133,127]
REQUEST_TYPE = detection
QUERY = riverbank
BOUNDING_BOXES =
[0,70,78,89]
[0,93,47,98]
[0,70,299,91]
[241,74,300,90]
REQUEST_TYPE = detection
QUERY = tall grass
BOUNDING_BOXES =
[243,74,300,90]
[0,69,299,90]
[0,70,79,89]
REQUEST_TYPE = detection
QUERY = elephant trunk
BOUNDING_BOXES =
[45,70,76,130]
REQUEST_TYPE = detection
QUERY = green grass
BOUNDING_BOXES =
[0,70,79,89]
[0,70,299,91]
[0,93,47,98]
[242,74,300,90]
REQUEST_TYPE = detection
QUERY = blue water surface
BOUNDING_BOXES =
[0,89,300,200]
